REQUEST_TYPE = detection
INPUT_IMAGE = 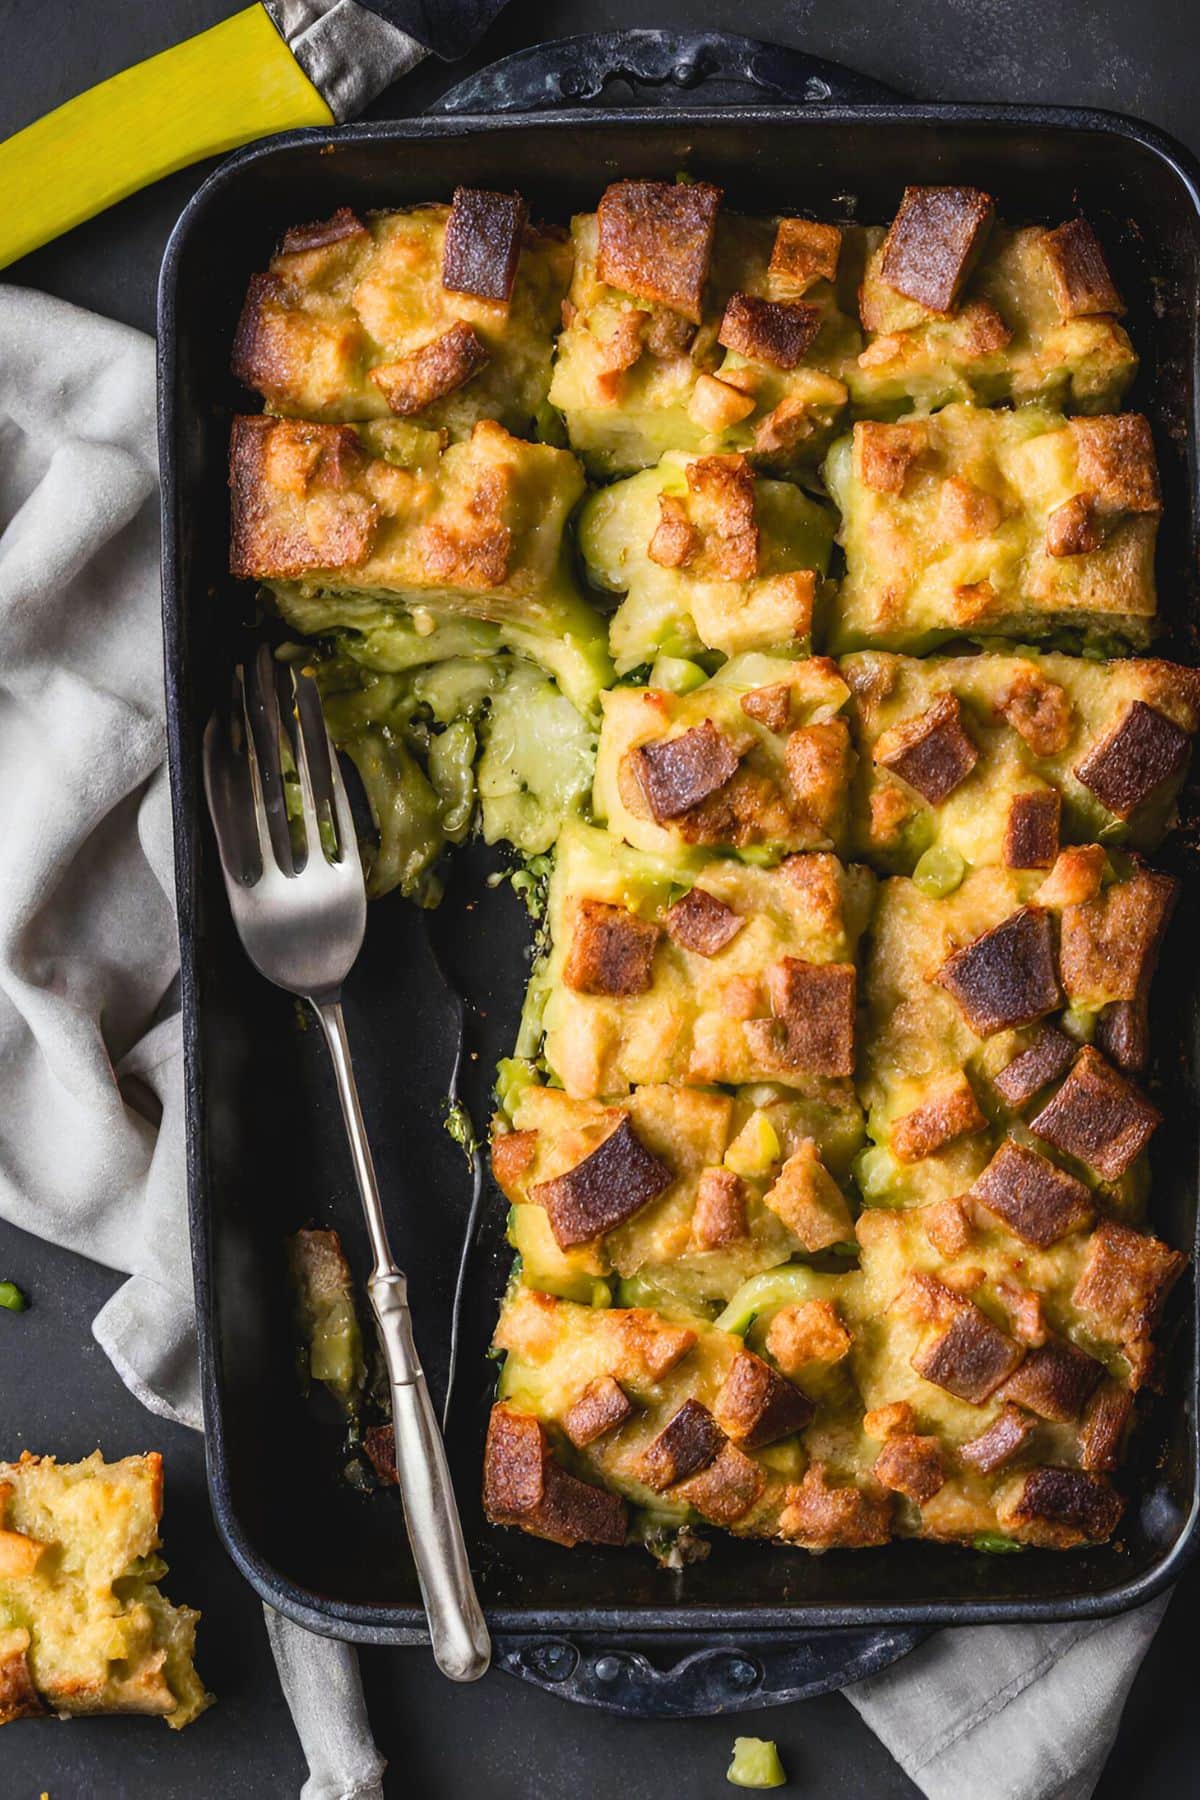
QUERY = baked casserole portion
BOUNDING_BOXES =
[849,1200,1181,1546]
[492,1072,863,1314]
[225,182,1191,1564]
[849,187,1136,418]
[486,1286,889,1552]
[234,193,572,437]
[0,1453,209,1729]
[228,411,610,712]
[593,652,853,861]
[578,449,834,673]
[550,181,859,477]
[856,855,1173,1212]
[536,818,873,1097]
[843,650,1200,872]
[824,404,1160,653]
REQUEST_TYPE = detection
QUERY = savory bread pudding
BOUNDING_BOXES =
[230,178,1192,1560]
[0,1453,209,1728]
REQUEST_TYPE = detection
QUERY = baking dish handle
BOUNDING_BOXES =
[429,29,900,115]
[493,1624,927,1717]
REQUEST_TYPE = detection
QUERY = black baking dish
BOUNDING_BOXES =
[158,30,1200,1692]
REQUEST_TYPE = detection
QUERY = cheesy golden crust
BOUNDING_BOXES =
[594,653,853,859]
[497,1076,863,1310]
[851,207,1136,418]
[855,859,1168,1216]
[233,201,571,435]
[539,820,873,1098]
[228,413,610,711]
[550,204,860,478]
[825,404,1160,653]
[578,451,835,671]
[0,1454,209,1729]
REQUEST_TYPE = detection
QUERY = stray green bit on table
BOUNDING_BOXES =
[728,1736,788,1788]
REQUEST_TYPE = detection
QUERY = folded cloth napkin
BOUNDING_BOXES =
[0,280,1160,1800]
[0,282,383,1800]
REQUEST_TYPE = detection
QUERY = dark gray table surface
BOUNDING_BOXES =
[2,2,1199,1796]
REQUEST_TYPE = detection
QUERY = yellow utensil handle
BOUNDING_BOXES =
[0,5,333,272]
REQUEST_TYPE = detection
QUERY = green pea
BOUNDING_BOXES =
[0,1282,27,1313]
[649,655,708,696]
[913,845,967,899]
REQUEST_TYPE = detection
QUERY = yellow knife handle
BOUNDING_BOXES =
[0,5,333,271]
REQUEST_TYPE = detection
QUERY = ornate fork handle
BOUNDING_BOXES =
[315,997,491,1683]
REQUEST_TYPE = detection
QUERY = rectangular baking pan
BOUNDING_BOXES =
[159,30,1200,1687]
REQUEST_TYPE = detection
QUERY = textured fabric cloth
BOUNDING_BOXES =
[846,1597,1168,1800]
[0,283,383,1800]
[0,279,1159,1800]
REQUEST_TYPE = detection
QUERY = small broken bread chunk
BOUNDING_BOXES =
[1041,218,1125,319]
[935,907,1062,1037]
[531,1115,673,1250]
[665,888,745,956]
[595,179,722,323]
[718,293,822,369]
[874,693,979,805]
[856,420,929,495]
[997,1466,1122,1547]
[714,1349,815,1448]
[761,1140,854,1251]
[779,1463,893,1549]
[636,1399,726,1491]
[441,187,528,302]
[873,1433,946,1505]
[878,185,995,313]
[1072,1218,1186,1345]
[751,957,857,1078]
[999,1336,1104,1422]
[1074,701,1192,820]
[484,1405,629,1546]
[0,1452,209,1729]
[1078,1382,1134,1473]
[563,900,661,997]
[769,218,842,293]
[959,1402,1037,1474]
[370,321,489,415]
[992,1026,1077,1108]
[675,1442,766,1525]
[970,1139,1094,1248]
[891,1071,987,1163]
[1028,1046,1160,1180]
[1003,790,1060,870]
[766,1300,853,1373]
[564,1377,636,1449]
[911,1299,1025,1404]
[630,722,743,822]
[1045,493,1104,558]
[741,683,793,733]
[691,1168,749,1248]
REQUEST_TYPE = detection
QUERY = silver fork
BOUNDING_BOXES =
[203,645,491,1684]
